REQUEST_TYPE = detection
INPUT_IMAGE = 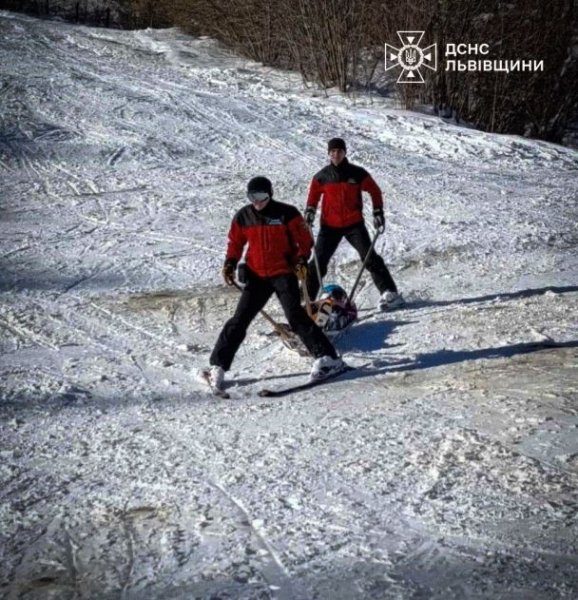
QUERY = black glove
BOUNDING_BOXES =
[304,207,316,227]
[294,257,308,280]
[222,260,236,286]
[373,208,385,232]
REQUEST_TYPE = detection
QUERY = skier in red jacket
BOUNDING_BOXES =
[205,176,343,392]
[304,138,403,311]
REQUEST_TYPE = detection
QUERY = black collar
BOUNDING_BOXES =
[332,157,349,172]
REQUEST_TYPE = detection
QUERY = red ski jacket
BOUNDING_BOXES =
[306,158,383,228]
[226,200,313,278]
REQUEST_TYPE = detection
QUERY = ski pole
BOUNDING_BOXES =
[347,228,382,305]
[300,270,314,319]
[307,225,323,301]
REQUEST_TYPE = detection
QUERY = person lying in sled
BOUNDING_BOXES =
[311,284,358,334]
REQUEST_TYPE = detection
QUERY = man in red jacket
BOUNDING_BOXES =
[205,176,343,391]
[304,138,402,311]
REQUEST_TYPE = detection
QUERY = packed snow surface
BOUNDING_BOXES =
[1,11,577,600]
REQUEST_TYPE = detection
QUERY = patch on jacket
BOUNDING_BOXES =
[347,178,357,184]
[264,218,284,225]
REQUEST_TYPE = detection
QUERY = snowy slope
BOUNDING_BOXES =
[1,11,578,600]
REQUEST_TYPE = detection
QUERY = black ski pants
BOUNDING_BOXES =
[210,271,337,371]
[306,221,397,300]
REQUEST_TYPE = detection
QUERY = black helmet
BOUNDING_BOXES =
[327,137,346,153]
[247,176,273,197]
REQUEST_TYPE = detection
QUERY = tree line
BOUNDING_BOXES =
[0,0,171,29]
[3,0,577,144]
[168,0,577,145]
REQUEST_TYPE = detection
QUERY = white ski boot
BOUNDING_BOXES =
[378,290,404,311]
[199,365,227,397]
[207,365,224,390]
[310,355,345,381]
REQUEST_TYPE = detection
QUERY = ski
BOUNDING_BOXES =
[200,369,231,399]
[258,365,355,398]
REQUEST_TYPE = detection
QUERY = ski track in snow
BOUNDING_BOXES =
[1,11,578,600]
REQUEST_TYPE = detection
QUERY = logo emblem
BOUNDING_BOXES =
[385,31,437,83]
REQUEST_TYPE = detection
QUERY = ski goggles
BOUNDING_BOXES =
[247,191,270,203]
